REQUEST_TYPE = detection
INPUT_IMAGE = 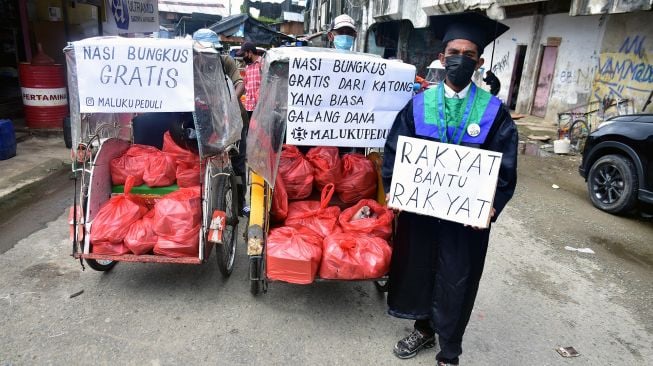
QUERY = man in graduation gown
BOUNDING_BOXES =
[381,13,518,365]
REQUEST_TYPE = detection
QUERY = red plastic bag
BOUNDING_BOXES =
[176,160,201,187]
[91,241,131,256]
[271,173,288,222]
[124,210,157,255]
[285,184,341,238]
[153,225,200,258]
[306,146,342,191]
[339,199,394,240]
[91,176,148,245]
[153,187,201,238]
[319,233,392,280]
[163,131,199,163]
[152,187,202,257]
[110,145,158,186]
[337,154,377,203]
[143,151,177,187]
[266,226,323,284]
[278,145,314,199]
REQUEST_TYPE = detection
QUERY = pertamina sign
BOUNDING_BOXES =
[21,87,67,106]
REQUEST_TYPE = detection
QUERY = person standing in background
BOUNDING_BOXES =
[328,14,357,50]
[232,42,264,216]
[237,42,262,118]
[193,29,250,216]
[192,29,245,99]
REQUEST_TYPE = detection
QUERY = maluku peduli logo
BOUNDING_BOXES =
[111,0,130,30]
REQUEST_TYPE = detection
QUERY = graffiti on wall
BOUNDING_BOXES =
[593,35,652,111]
[491,52,511,74]
[558,66,596,86]
[554,54,599,106]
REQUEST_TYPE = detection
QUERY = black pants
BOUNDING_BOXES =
[412,221,491,364]
[230,110,251,210]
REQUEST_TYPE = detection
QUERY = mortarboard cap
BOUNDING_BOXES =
[431,12,509,53]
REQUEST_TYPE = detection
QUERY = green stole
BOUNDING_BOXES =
[423,83,493,144]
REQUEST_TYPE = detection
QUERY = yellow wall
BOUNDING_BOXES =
[34,0,97,25]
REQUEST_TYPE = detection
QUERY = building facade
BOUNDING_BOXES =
[308,0,653,121]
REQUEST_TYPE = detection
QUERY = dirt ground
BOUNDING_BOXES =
[511,121,653,335]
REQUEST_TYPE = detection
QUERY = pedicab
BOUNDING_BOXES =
[65,37,243,276]
[245,47,416,294]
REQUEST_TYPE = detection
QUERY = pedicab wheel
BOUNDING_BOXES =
[215,172,238,277]
[374,279,389,293]
[86,259,117,272]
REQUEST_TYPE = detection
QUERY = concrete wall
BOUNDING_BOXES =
[486,13,606,120]
[484,16,535,104]
[593,12,653,114]
[319,2,653,119]
[539,13,606,121]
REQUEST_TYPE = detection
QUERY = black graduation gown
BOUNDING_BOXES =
[381,98,518,320]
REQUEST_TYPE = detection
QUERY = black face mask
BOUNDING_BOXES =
[444,55,478,88]
[243,56,252,64]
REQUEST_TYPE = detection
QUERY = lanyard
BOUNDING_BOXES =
[436,83,477,145]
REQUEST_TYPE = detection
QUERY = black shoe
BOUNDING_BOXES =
[393,329,436,359]
[436,356,459,365]
[239,205,250,217]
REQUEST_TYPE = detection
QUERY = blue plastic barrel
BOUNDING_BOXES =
[0,119,17,160]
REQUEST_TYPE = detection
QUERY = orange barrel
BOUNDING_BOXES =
[18,63,69,129]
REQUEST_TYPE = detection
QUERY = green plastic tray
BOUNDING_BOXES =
[111,184,179,195]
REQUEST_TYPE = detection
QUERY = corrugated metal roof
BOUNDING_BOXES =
[159,0,228,16]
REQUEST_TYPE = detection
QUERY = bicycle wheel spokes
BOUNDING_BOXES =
[569,120,589,151]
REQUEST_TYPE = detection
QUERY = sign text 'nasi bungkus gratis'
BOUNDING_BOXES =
[286,50,416,148]
[73,37,194,113]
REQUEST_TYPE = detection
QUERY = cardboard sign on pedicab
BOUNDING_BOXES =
[286,50,416,148]
[73,37,194,113]
[388,136,503,228]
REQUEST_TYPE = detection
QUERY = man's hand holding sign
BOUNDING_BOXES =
[387,136,502,229]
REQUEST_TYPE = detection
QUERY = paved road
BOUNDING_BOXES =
[0,169,72,255]
[1,157,652,365]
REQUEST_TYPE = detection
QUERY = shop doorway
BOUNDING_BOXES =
[532,45,558,117]
[507,45,527,110]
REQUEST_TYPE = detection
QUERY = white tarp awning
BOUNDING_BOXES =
[158,0,228,16]
[283,11,304,22]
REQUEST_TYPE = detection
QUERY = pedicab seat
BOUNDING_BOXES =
[132,112,182,150]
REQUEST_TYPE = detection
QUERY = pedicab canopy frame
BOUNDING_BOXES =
[245,47,416,292]
[64,37,243,266]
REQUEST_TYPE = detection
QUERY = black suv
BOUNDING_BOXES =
[579,114,653,214]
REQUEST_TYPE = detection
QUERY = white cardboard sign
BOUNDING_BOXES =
[73,37,194,113]
[286,51,415,147]
[388,136,503,228]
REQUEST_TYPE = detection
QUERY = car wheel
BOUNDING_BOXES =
[587,154,638,214]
